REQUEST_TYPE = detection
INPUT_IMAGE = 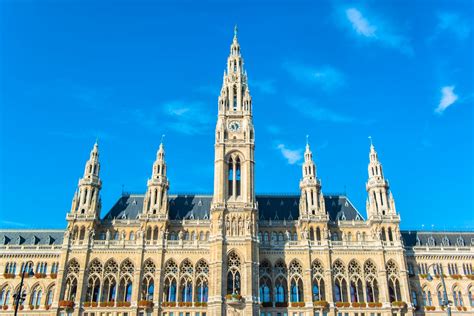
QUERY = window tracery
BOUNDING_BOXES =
[227,251,241,295]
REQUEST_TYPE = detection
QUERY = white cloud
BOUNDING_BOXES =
[346,8,377,37]
[435,86,458,114]
[277,144,303,165]
[288,97,354,123]
[282,62,345,91]
[343,7,413,56]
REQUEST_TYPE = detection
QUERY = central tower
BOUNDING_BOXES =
[213,26,255,207]
[209,27,259,316]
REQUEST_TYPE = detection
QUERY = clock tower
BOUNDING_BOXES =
[209,27,259,316]
[213,26,255,208]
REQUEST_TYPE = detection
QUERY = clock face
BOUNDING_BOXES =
[228,121,241,132]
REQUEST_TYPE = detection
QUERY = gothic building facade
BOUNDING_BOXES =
[1,30,473,316]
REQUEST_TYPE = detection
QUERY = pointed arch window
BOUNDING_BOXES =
[235,157,241,197]
[259,276,272,303]
[228,157,234,197]
[227,251,241,295]
[275,276,288,303]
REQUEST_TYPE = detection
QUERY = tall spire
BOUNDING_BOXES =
[70,142,102,217]
[217,27,251,115]
[299,139,325,217]
[365,142,397,218]
[143,138,169,216]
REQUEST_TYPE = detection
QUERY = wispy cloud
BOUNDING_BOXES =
[288,97,354,123]
[129,100,213,135]
[283,62,345,91]
[435,86,458,114]
[346,8,377,37]
[435,12,471,40]
[163,101,213,134]
[251,79,277,94]
[342,7,413,56]
[0,220,27,228]
[277,144,303,165]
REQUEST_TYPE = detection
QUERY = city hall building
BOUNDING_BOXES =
[0,30,473,316]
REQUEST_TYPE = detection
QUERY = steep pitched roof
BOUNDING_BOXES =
[0,230,64,246]
[102,193,365,222]
[401,230,474,247]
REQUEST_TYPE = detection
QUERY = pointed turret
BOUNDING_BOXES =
[143,139,169,216]
[217,25,252,115]
[365,141,396,218]
[299,138,325,217]
[69,141,102,217]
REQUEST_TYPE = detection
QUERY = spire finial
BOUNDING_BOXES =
[234,25,238,38]
[306,134,309,146]
[160,134,166,145]
[368,136,374,148]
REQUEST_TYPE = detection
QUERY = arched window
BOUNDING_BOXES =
[195,259,209,303]
[364,260,379,302]
[64,259,80,301]
[333,260,348,302]
[422,287,432,306]
[118,259,134,302]
[235,157,241,197]
[275,276,288,303]
[468,286,473,307]
[388,227,393,242]
[348,260,363,302]
[141,275,154,301]
[86,274,101,302]
[46,286,54,306]
[65,276,78,301]
[227,251,241,295]
[179,259,193,302]
[0,287,11,307]
[452,285,463,306]
[118,276,133,302]
[289,260,304,302]
[259,276,272,303]
[163,260,178,302]
[312,260,325,301]
[386,260,402,302]
[30,285,42,307]
[228,157,234,197]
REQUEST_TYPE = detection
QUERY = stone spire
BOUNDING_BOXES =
[299,139,325,217]
[143,138,169,216]
[366,141,396,218]
[70,141,102,217]
[217,25,252,115]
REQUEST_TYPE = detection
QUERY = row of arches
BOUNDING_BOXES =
[163,258,209,303]
[0,283,55,308]
[418,283,473,308]
[258,259,402,305]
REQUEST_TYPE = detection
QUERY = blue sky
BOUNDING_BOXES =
[0,0,472,230]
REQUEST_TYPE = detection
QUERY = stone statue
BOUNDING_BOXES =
[178,230,184,240]
[285,230,290,240]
